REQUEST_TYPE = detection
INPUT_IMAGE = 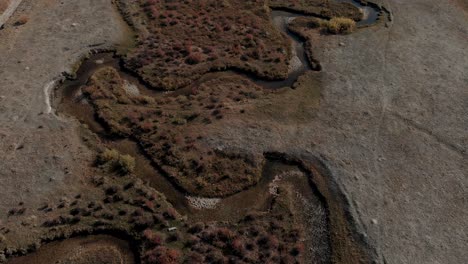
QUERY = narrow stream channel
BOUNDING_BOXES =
[54,4,380,262]
[56,9,324,213]
[337,0,381,25]
[56,0,380,229]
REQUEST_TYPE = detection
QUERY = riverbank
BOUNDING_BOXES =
[0,0,466,263]
[210,0,467,263]
[0,0,134,227]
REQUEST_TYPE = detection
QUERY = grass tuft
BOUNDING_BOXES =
[325,17,356,34]
[98,148,135,175]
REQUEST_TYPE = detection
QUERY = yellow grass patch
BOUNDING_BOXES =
[325,17,356,34]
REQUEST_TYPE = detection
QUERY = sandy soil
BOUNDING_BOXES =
[0,0,132,220]
[0,0,22,26]
[308,1,467,262]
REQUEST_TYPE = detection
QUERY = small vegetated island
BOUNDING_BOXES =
[3,0,387,264]
[95,0,363,197]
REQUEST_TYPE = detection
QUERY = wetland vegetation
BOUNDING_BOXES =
[3,0,384,263]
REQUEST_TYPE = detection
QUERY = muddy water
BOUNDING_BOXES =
[55,53,160,134]
[253,10,313,89]
[336,0,381,25]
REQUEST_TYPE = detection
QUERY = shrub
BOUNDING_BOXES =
[105,185,119,195]
[325,17,356,34]
[257,234,279,249]
[133,215,154,229]
[15,15,29,26]
[143,229,163,246]
[166,231,180,243]
[290,242,305,256]
[137,95,155,105]
[186,252,204,263]
[118,154,136,174]
[163,207,178,220]
[230,238,245,255]
[171,117,186,125]
[307,17,323,28]
[97,149,135,175]
[98,149,120,164]
[205,250,225,263]
[215,227,235,242]
[185,52,203,64]
[143,246,181,264]
[188,222,204,234]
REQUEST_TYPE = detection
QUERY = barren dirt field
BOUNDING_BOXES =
[0,0,466,264]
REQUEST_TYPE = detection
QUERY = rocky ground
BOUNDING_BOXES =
[0,0,466,263]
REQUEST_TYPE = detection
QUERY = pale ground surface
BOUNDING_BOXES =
[0,1,22,27]
[312,1,468,261]
[0,0,131,218]
[0,0,466,263]
[207,0,467,263]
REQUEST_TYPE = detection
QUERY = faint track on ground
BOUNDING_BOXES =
[0,0,23,27]
[391,111,466,156]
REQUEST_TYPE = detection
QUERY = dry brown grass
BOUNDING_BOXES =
[98,148,136,175]
[15,15,29,25]
[325,17,356,34]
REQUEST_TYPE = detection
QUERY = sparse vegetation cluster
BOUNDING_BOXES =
[324,17,356,34]
[269,0,362,20]
[288,16,356,35]
[0,0,379,263]
[2,160,307,263]
[83,67,266,197]
[14,15,28,26]
[184,212,304,263]
[98,148,136,175]
[116,0,292,90]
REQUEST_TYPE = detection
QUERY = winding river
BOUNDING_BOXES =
[54,3,381,262]
[56,0,382,230]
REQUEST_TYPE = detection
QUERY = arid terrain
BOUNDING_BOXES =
[0,0,466,264]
